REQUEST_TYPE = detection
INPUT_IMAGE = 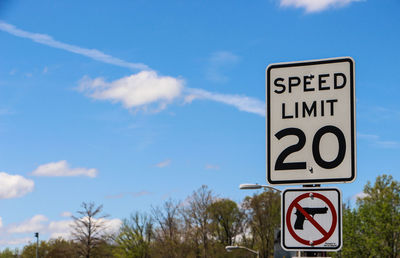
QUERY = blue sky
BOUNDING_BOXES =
[0,0,399,247]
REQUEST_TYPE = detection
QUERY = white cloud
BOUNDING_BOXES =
[48,217,121,239]
[0,21,148,71]
[206,51,239,83]
[60,211,72,218]
[0,214,122,246]
[154,159,171,168]
[352,191,369,200]
[280,0,362,13]
[8,215,48,234]
[32,160,98,178]
[0,237,32,246]
[185,88,265,116]
[79,74,266,116]
[79,71,184,112]
[0,172,34,199]
[48,220,74,239]
[101,218,123,235]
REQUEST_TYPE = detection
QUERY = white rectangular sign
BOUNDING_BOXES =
[266,57,356,185]
[281,188,342,251]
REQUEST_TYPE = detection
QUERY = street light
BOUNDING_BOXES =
[34,232,39,258]
[225,245,259,258]
[239,183,282,193]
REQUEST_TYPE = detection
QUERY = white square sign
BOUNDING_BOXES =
[281,188,342,251]
[266,57,356,185]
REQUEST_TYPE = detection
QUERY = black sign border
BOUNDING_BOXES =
[266,57,356,185]
[281,188,342,251]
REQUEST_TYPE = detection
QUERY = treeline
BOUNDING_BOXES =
[0,185,280,258]
[0,174,399,258]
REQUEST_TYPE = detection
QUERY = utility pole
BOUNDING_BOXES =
[34,232,39,258]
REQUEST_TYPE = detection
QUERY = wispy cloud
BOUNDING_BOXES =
[32,160,98,178]
[206,51,239,83]
[105,191,151,199]
[132,191,151,197]
[279,0,362,13]
[60,211,72,218]
[369,106,400,121]
[205,164,220,170]
[0,21,148,70]
[78,71,184,112]
[0,21,265,117]
[154,159,171,168]
[358,133,400,149]
[185,88,265,116]
[0,108,15,116]
[0,172,34,199]
[162,189,178,200]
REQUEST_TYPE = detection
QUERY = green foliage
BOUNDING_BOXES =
[207,198,245,246]
[336,204,365,257]
[337,174,400,258]
[46,238,79,258]
[0,248,18,258]
[90,239,116,258]
[20,241,49,258]
[357,174,400,257]
[243,189,280,258]
[113,212,153,258]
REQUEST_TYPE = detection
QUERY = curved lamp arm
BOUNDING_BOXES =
[239,183,282,193]
[225,245,259,258]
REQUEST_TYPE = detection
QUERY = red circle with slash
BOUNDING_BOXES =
[286,192,337,246]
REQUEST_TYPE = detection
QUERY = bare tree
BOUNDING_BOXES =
[151,199,183,258]
[71,202,109,258]
[182,185,215,258]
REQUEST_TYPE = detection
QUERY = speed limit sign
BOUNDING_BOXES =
[266,57,356,185]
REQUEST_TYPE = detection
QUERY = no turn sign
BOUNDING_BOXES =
[281,188,342,251]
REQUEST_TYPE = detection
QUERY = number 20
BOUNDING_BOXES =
[274,126,346,171]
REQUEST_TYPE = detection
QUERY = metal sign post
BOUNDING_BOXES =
[265,57,356,254]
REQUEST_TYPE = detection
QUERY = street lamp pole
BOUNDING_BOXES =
[34,232,39,258]
[239,183,282,193]
[225,245,259,258]
[238,183,281,258]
